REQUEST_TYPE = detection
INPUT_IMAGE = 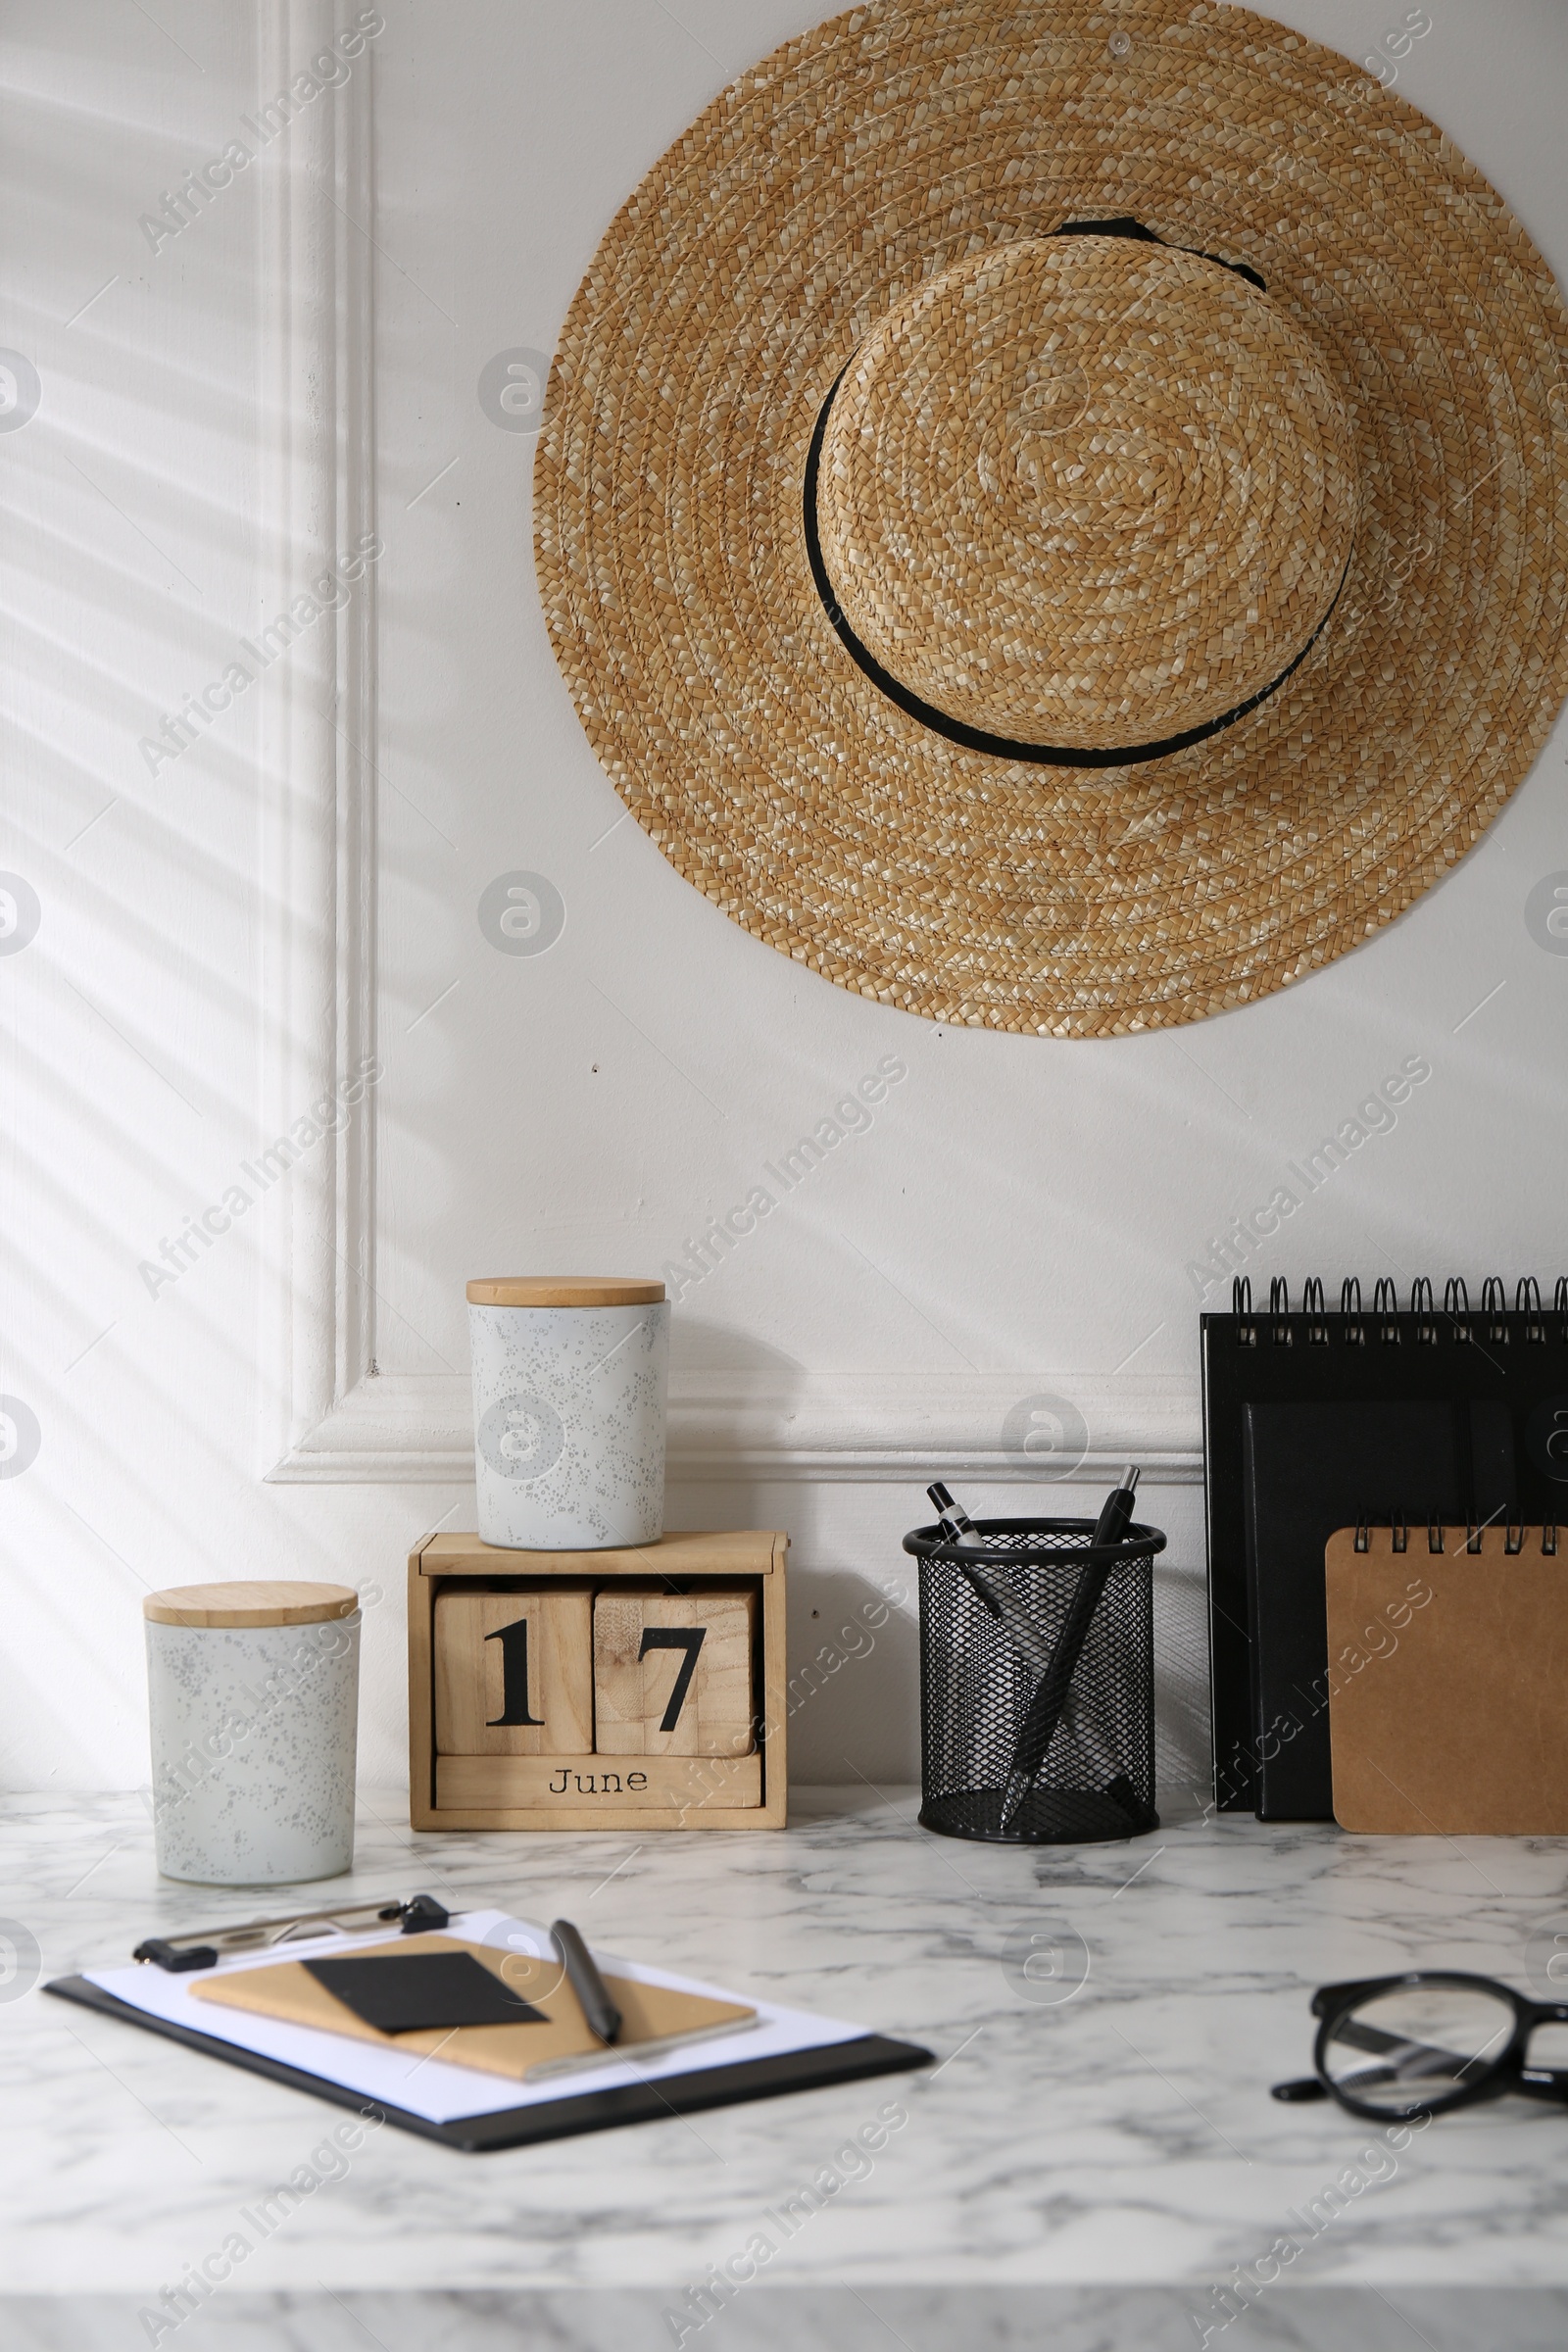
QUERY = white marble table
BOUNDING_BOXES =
[7,1785,1568,2350]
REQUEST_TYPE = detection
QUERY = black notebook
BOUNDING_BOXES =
[1203,1276,1568,1820]
[1242,1401,1466,1817]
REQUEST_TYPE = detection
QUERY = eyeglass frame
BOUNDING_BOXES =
[1272,1970,1568,2123]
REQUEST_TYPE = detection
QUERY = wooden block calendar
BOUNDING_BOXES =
[409,1530,787,1832]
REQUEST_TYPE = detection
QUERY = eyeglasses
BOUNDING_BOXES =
[1272,1971,1568,2123]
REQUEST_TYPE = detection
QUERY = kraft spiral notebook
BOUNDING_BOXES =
[44,1909,929,2151]
[1201,1276,1568,1821]
[1324,1524,1568,1836]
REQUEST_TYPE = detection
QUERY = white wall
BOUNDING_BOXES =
[4,0,1566,1805]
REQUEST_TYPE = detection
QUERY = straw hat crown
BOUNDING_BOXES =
[813,230,1360,755]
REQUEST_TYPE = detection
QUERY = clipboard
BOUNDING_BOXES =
[43,1904,930,2150]
[1324,1523,1568,1835]
[43,1978,925,2149]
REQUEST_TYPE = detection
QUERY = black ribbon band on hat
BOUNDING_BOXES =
[1052,215,1267,293]
[803,220,1355,769]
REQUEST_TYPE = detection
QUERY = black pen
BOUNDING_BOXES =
[551,1917,622,2045]
[1000,1465,1141,1830]
[928,1482,1051,1675]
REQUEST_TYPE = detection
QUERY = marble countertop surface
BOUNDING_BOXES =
[7,1785,1568,2350]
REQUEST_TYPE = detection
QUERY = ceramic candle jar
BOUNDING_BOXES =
[466,1276,668,1549]
[143,1582,361,1884]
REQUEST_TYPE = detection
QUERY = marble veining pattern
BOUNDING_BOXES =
[6,1786,1568,2333]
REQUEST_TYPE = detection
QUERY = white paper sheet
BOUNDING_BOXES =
[82,1911,870,2125]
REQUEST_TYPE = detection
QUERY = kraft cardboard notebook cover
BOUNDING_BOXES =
[1324,1527,1568,1835]
[191,1932,755,2082]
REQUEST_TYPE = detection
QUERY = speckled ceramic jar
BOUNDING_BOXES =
[143,1582,361,1885]
[466,1276,668,1549]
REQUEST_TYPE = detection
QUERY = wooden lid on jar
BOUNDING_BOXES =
[466,1276,665,1307]
[143,1582,361,1629]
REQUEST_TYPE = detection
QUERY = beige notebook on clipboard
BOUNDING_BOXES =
[1325,1525,1568,1835]
[191,1932,756,2082]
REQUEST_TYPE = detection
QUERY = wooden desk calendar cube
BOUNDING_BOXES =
[408,1530,787,1832]
[594,1587,757,1757]
[433,1583,594,1755]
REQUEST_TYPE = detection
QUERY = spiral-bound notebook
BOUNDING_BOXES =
[1325,1524,1568,1835]
[1201,1276,1568,1821]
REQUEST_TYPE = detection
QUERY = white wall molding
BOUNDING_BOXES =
[258,0,377,1480]
[247,11,1205,1497]
[267,1369,1203,1485]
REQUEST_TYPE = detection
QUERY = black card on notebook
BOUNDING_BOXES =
[1242,1400,1472,1819]
[304,1951,547,2034]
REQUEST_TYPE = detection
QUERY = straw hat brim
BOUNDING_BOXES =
[534,0,1568,1038]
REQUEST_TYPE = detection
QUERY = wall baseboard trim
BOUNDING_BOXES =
[264,1369,1202,1485]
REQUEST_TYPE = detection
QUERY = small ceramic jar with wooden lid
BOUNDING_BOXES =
[143,1583,361,1885]
[466,1276,668,1549]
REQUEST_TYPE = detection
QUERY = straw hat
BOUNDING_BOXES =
[534,0,1568,1037]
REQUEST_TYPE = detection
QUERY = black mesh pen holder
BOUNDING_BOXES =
[903,1516,1165,1844]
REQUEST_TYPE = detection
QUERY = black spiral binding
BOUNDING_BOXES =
[1217,1274,1566,1344]
[1232,1274,1256,1346]
[1412,1276,1436,1344]
[1341,1514,1564,1553]
[1269,1276,1291,1348]
[1343,1514,1563,1554]
[1446,1275,1472,1341]
[1303,1276,1328,1346]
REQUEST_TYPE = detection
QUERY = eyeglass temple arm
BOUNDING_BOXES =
[1284,1981,1408,2096]
[1334,2017,1472,2065]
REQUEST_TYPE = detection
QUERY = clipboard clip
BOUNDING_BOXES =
[133,1892,450,1973]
